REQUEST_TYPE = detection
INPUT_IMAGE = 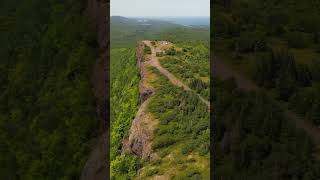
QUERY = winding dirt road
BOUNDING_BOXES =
[143,40,210,108]
[125,40,210,162]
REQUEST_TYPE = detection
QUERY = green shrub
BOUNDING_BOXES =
[145,168,159,177]
[110,155,141,179]
[151,159,161,165]
[173,167,202,180]
[181,141,197,154]
[166,47,177,55]
[186,158,196,163]
[144,45,152,54]
[152,135,176,149]
[156,52,164,57]
[158,149,170,158]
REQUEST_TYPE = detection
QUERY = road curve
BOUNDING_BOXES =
[143,40,210,108]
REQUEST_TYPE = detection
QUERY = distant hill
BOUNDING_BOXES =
[142,16,210,27]
[111,16,181,28]
[110,16,209,48]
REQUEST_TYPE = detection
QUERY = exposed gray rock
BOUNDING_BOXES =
[122,42,156,160]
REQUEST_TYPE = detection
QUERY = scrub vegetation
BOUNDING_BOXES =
[160,42,210,100]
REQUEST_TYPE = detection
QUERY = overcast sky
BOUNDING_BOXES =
[111,0,210,17]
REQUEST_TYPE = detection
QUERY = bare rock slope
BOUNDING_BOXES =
[123,42,157,159]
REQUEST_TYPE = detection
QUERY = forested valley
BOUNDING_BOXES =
[212,0,320,179]
[0,0,100,179]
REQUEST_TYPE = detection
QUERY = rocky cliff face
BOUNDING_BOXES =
[80,0,109,179]
[137,42,154,103]
[122,42,157,160]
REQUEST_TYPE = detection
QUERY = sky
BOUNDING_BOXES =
[110,0,210,17]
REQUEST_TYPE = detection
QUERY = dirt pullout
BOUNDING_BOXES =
[212,54,320,146]
[122,42,157,159]
[143,40,210,108]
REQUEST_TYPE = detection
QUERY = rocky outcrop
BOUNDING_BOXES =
[123,100,156,159]
[80,0,109,180]
[122,42,157,160]
[141,89,153,102]
[137,42,154,103]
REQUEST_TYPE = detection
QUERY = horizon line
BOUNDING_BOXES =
[111,15,210,17]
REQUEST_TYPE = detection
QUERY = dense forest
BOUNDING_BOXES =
[212,0,320,179]
[0,0,100,179]
[110,48,141,179]
[213,0,320,126]
[212,78,320,179]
